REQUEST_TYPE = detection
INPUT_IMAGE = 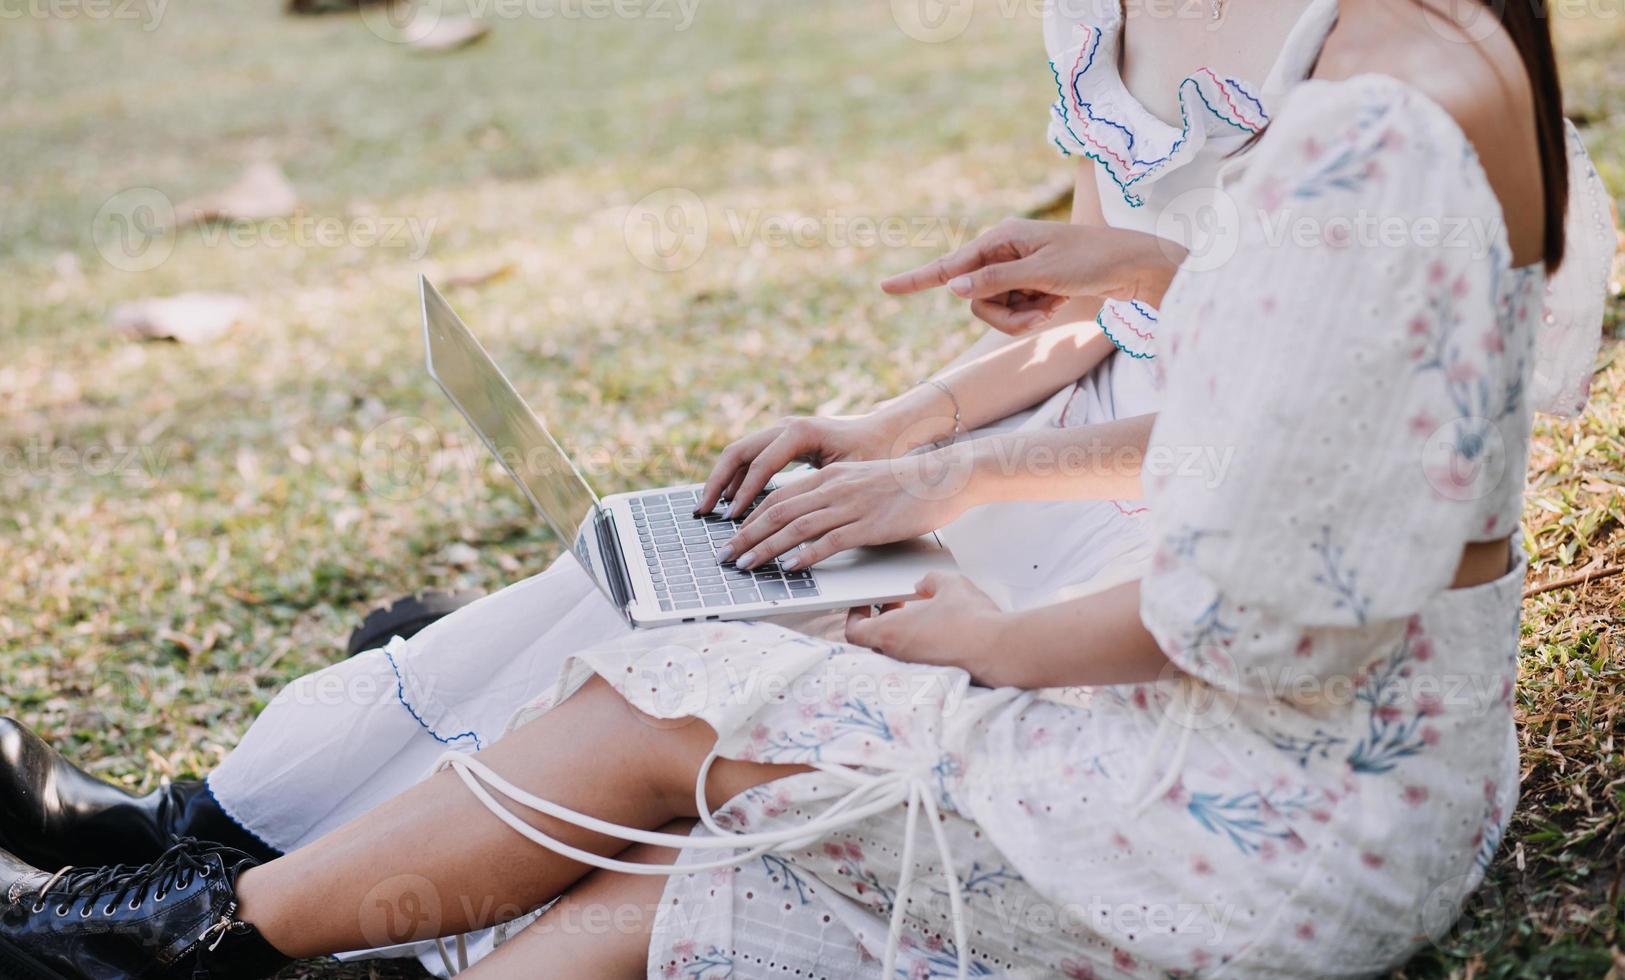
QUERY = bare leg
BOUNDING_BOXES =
[461,821,693,980]
[235,675,805,957]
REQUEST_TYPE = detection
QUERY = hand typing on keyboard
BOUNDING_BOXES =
[720,454,977,572]
[631,487,820,612]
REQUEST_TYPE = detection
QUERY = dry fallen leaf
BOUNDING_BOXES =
[110,292,253,345]
[442,262,516,290]
[440,542,481,567]
[176,161,299,226]
[407,16,490,54]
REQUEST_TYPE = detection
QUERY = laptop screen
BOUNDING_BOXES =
[419,276,613,601]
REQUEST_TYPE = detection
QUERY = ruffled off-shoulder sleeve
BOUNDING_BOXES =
[1140,77,1540,697]
[1534,121,1617,415]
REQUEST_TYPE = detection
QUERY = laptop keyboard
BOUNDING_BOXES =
[630,487,820,613]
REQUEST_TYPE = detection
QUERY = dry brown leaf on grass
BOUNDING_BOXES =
[442,262,517,289]
[110,292,254,345]
[176,162,299,227]
[407,16,490,54]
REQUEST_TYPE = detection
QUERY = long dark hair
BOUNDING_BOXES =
[1494,0,1569,271]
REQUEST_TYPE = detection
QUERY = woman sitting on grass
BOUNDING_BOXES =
[1,6,1356,967]
[1,0,1616,977]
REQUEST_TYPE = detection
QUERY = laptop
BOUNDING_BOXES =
[419,276,959,628]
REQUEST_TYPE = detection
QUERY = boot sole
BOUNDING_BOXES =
[346,588,485,657]
[0,938,66,980]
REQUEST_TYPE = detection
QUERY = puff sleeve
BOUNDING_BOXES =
[1533,121,1618,416]
[1139,77,1539,697]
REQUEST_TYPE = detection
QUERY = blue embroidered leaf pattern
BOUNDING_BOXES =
[1346,624,1444,774]
[759,854,815,907]
[1186,787,1316,856]
[1309,526,1370,624]
[930,861,1023,902]
[1264,728,1347,768]
[682,947,735,978]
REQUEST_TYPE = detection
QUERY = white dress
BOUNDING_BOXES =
[437,76,1612,979]
[210,0,1343,888]
[203,8,1615,980]
[937,0,1342,608]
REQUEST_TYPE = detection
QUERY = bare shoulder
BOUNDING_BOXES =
[1314,0,1535,134]
[1312,0,1546,263]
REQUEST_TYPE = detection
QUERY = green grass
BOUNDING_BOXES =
[1,3,1621,977]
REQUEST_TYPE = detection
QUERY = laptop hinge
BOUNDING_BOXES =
[595,508,634,619]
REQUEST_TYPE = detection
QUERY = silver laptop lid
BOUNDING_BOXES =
[419,276,615,603]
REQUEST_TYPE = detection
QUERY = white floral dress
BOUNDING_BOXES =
[437,76,1615,980]
[208,0,1354,948]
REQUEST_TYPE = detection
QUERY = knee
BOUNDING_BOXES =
[573,675,718,813]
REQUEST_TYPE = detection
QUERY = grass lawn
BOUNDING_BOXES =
[1,2,1620,977]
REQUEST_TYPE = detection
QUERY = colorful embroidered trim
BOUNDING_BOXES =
[1046,18,1268,207]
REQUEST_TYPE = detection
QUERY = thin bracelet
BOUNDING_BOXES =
[924,378,963,442]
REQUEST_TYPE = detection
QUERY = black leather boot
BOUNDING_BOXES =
[0,719,281,872]
[0,839,290,979]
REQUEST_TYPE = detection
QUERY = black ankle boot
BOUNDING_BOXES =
[0,719,281,872]
[0,839,290,979]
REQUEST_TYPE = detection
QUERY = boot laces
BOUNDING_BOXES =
[31,838,234,917]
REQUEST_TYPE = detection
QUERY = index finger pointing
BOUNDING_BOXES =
[880,233,1005,296]
[880,252,974,297]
